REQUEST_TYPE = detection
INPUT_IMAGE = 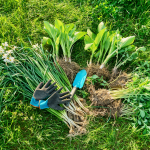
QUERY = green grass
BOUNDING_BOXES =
[67,0,150,63]
[0,0,92,66]
[0,0,150,149]
[0,0,91,45]
[1,101,150,150]
[70,0,150,47]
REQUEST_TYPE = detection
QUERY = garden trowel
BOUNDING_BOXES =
[66,69,87,106]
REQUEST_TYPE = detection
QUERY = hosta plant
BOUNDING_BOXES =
[84,22,135,70]
[43,19,86,62]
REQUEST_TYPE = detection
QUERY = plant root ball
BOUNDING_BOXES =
[58,59,80,83]
[86,64,111,80]
[91,89,113,106]
[109,72,128,89]
[87,84,122,118]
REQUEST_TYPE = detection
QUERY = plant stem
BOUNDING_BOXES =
[99,63,105,69]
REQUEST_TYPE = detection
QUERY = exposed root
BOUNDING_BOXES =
[68,126,87,137]
[66,98,89,136]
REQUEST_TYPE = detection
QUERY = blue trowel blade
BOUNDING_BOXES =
[73,70,87,89]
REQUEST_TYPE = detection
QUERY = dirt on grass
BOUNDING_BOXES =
[86,64,111,80]
[87,84,122,118]
[58,59,80,83]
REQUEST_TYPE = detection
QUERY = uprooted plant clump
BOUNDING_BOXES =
[109,72,130,89]
[57,59,80,83]
[87,83,122,118]
[86,64,111,80]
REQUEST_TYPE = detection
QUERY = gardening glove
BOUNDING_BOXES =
[40,87,71,110]
[30,97,40,108]
[33,79,57,100]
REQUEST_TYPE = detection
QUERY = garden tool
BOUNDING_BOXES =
[30,87,71,110]
[66,69,87,106]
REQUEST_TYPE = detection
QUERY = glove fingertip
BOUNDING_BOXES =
[57,87,63,93]
[37,82,43,89]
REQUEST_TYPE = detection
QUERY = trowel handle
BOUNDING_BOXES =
[70,87,77,100]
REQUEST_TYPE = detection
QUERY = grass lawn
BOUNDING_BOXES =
[0,0,150,149]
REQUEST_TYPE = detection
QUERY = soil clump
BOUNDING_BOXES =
[86,64,111,80]
[57,59,80,83]
[87,84,122,118]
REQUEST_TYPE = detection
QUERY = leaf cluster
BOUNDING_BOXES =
[84,22,135,68]
[121,68,150,134]
[87,75,108,88]
[43,19,86,62]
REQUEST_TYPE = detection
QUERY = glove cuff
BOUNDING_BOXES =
[39,100,49,109]
[30,97,40,108]
[30,97,49,109]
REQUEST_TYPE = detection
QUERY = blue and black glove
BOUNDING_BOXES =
[30,79,57,108]
[33,79,57,100]
[30,81,71,110]
[47,87,71,110]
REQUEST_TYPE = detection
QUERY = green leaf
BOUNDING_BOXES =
[65,23,75,32]
[85,43,93,50]
[119,36,135,48]
[74,32,86,43]
[139,103,143,108]
[55,19,64,33]
[84,35,94,50]
[60,33,67,55]
[87,29,96,40]
[68,27,76,37]
[42,37,52,46]
[143,83,150,91]
[140,109,145,118]
[136,47,146,52]
[102,31,108,45]
[104,35,111,52]
[84,35,93,44]
[143,119,148,124]
[138,120,141,125]
[44,21,53,37]
[92,28,106,50]
[91,75,99,79]
[143,129,147,135]
[94,51,100,58]
[68,32,86,53]
[108,36,116,55]
[56,35,60,46]
[98,22,106,32]
[44,21,57,40]
[130,52,138,60]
